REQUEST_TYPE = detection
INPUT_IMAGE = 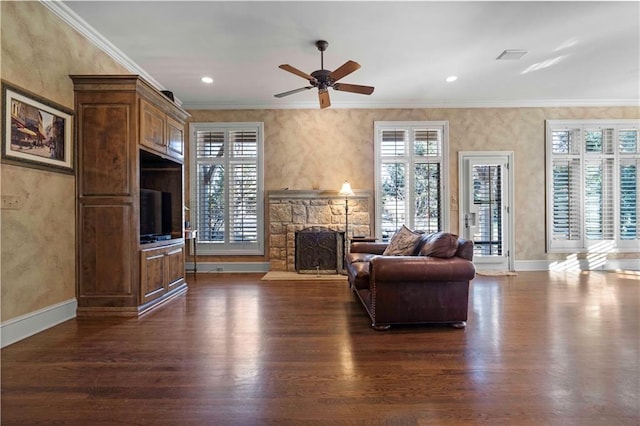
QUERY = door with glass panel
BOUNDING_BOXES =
[459,152,514,270]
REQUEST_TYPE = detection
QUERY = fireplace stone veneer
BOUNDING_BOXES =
[268,190,372,272]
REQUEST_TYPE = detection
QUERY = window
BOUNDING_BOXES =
[546,120,640,252]
[190,122,264,254]
[374,121,449,240]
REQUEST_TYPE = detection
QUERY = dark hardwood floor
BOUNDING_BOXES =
[1,271,638,425]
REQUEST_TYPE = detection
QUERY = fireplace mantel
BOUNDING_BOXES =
[268,189,370,200]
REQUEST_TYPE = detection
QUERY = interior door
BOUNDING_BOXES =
[459,152,514,271]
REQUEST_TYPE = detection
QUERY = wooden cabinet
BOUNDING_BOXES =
[166,115,185,160]
[71,75,190,317]
[140,99,166,153]
[140,243,185,305]
[141,98,184,161]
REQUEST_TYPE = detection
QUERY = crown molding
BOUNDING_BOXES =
[182,98,640,110]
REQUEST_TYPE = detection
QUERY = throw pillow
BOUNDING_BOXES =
[455,239,474,261]
[382,225,423,256]
[419,232,459,258]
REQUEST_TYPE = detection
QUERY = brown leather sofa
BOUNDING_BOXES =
[346,233,475,330]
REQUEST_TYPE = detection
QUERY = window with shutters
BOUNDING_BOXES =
[546,120,640,252]
[190,122,264,254]
[374,121,449,241]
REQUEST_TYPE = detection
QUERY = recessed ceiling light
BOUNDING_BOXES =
[201,76,214,84]
[445,75,458,83]
[497,49,528,60]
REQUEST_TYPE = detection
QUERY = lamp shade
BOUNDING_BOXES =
[338,181,355,197]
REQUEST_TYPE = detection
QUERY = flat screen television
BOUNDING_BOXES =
[140,188,172,243]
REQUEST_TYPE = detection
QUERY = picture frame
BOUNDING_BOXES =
[2,81,74,174]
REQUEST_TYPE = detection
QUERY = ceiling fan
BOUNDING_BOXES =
[275,40,375,109]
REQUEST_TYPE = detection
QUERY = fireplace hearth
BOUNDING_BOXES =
[295,227,345,274]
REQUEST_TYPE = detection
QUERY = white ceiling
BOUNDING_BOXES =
[57,1,640,110]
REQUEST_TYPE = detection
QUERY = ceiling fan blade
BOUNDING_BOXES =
[274,86,313,98]
[329,60,361,82]
[319,90,331,109]
[333,83,375,95]
[279,64,315,81]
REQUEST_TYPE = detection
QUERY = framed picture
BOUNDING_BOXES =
[1,81,74,174]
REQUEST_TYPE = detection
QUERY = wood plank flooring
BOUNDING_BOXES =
[1,271,638,425]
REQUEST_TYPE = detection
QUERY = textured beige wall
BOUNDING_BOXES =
[1,2,127,321]
[188,106,640,262]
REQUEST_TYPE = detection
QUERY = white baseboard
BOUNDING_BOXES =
[515,259,640,271]
[185,262,270,273]
[1,299,77,348]
[185,260,639,273]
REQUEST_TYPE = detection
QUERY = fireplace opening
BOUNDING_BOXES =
[295,227,345,274]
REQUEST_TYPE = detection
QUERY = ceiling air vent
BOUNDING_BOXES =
[496,49,527,60]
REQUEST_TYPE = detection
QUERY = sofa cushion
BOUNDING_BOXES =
[382,225,423,256]
[349,261,371,290]
[346,252,378,263]
[455,238,474,261]
[413,233,430,255]
[419,232,459,258]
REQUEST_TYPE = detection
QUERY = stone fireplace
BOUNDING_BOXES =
[268,190,372,272]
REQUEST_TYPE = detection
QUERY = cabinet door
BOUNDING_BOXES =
[166,116,184,161]
[140,99,166,153]
[166,245,185,291]
[140,248,166,304]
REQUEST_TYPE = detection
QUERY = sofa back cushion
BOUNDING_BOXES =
[382,225,423,256]
[419,232,459,258]
[455,238,474,261]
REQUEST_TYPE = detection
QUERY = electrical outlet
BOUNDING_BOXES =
[1,195,22,210]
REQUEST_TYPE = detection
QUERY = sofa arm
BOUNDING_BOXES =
[370,256,476,283]
[350,242,388,255]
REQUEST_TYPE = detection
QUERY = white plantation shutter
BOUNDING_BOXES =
[195,130,225,242]
[584,159,614,241]
[551,159,581,244]
[379,162,406,239]
[414,163,441,233]
[546,120,640,252]
[375,122,449,240]
[381,129,406,156]
[229,130,258,243]
[414,128,441,157]
[619,159,638,244]
[191,123,264,254]
[229,163,257,242]
[618,127,639,249]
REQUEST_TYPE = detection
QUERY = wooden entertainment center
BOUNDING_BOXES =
[71,75,190,316]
